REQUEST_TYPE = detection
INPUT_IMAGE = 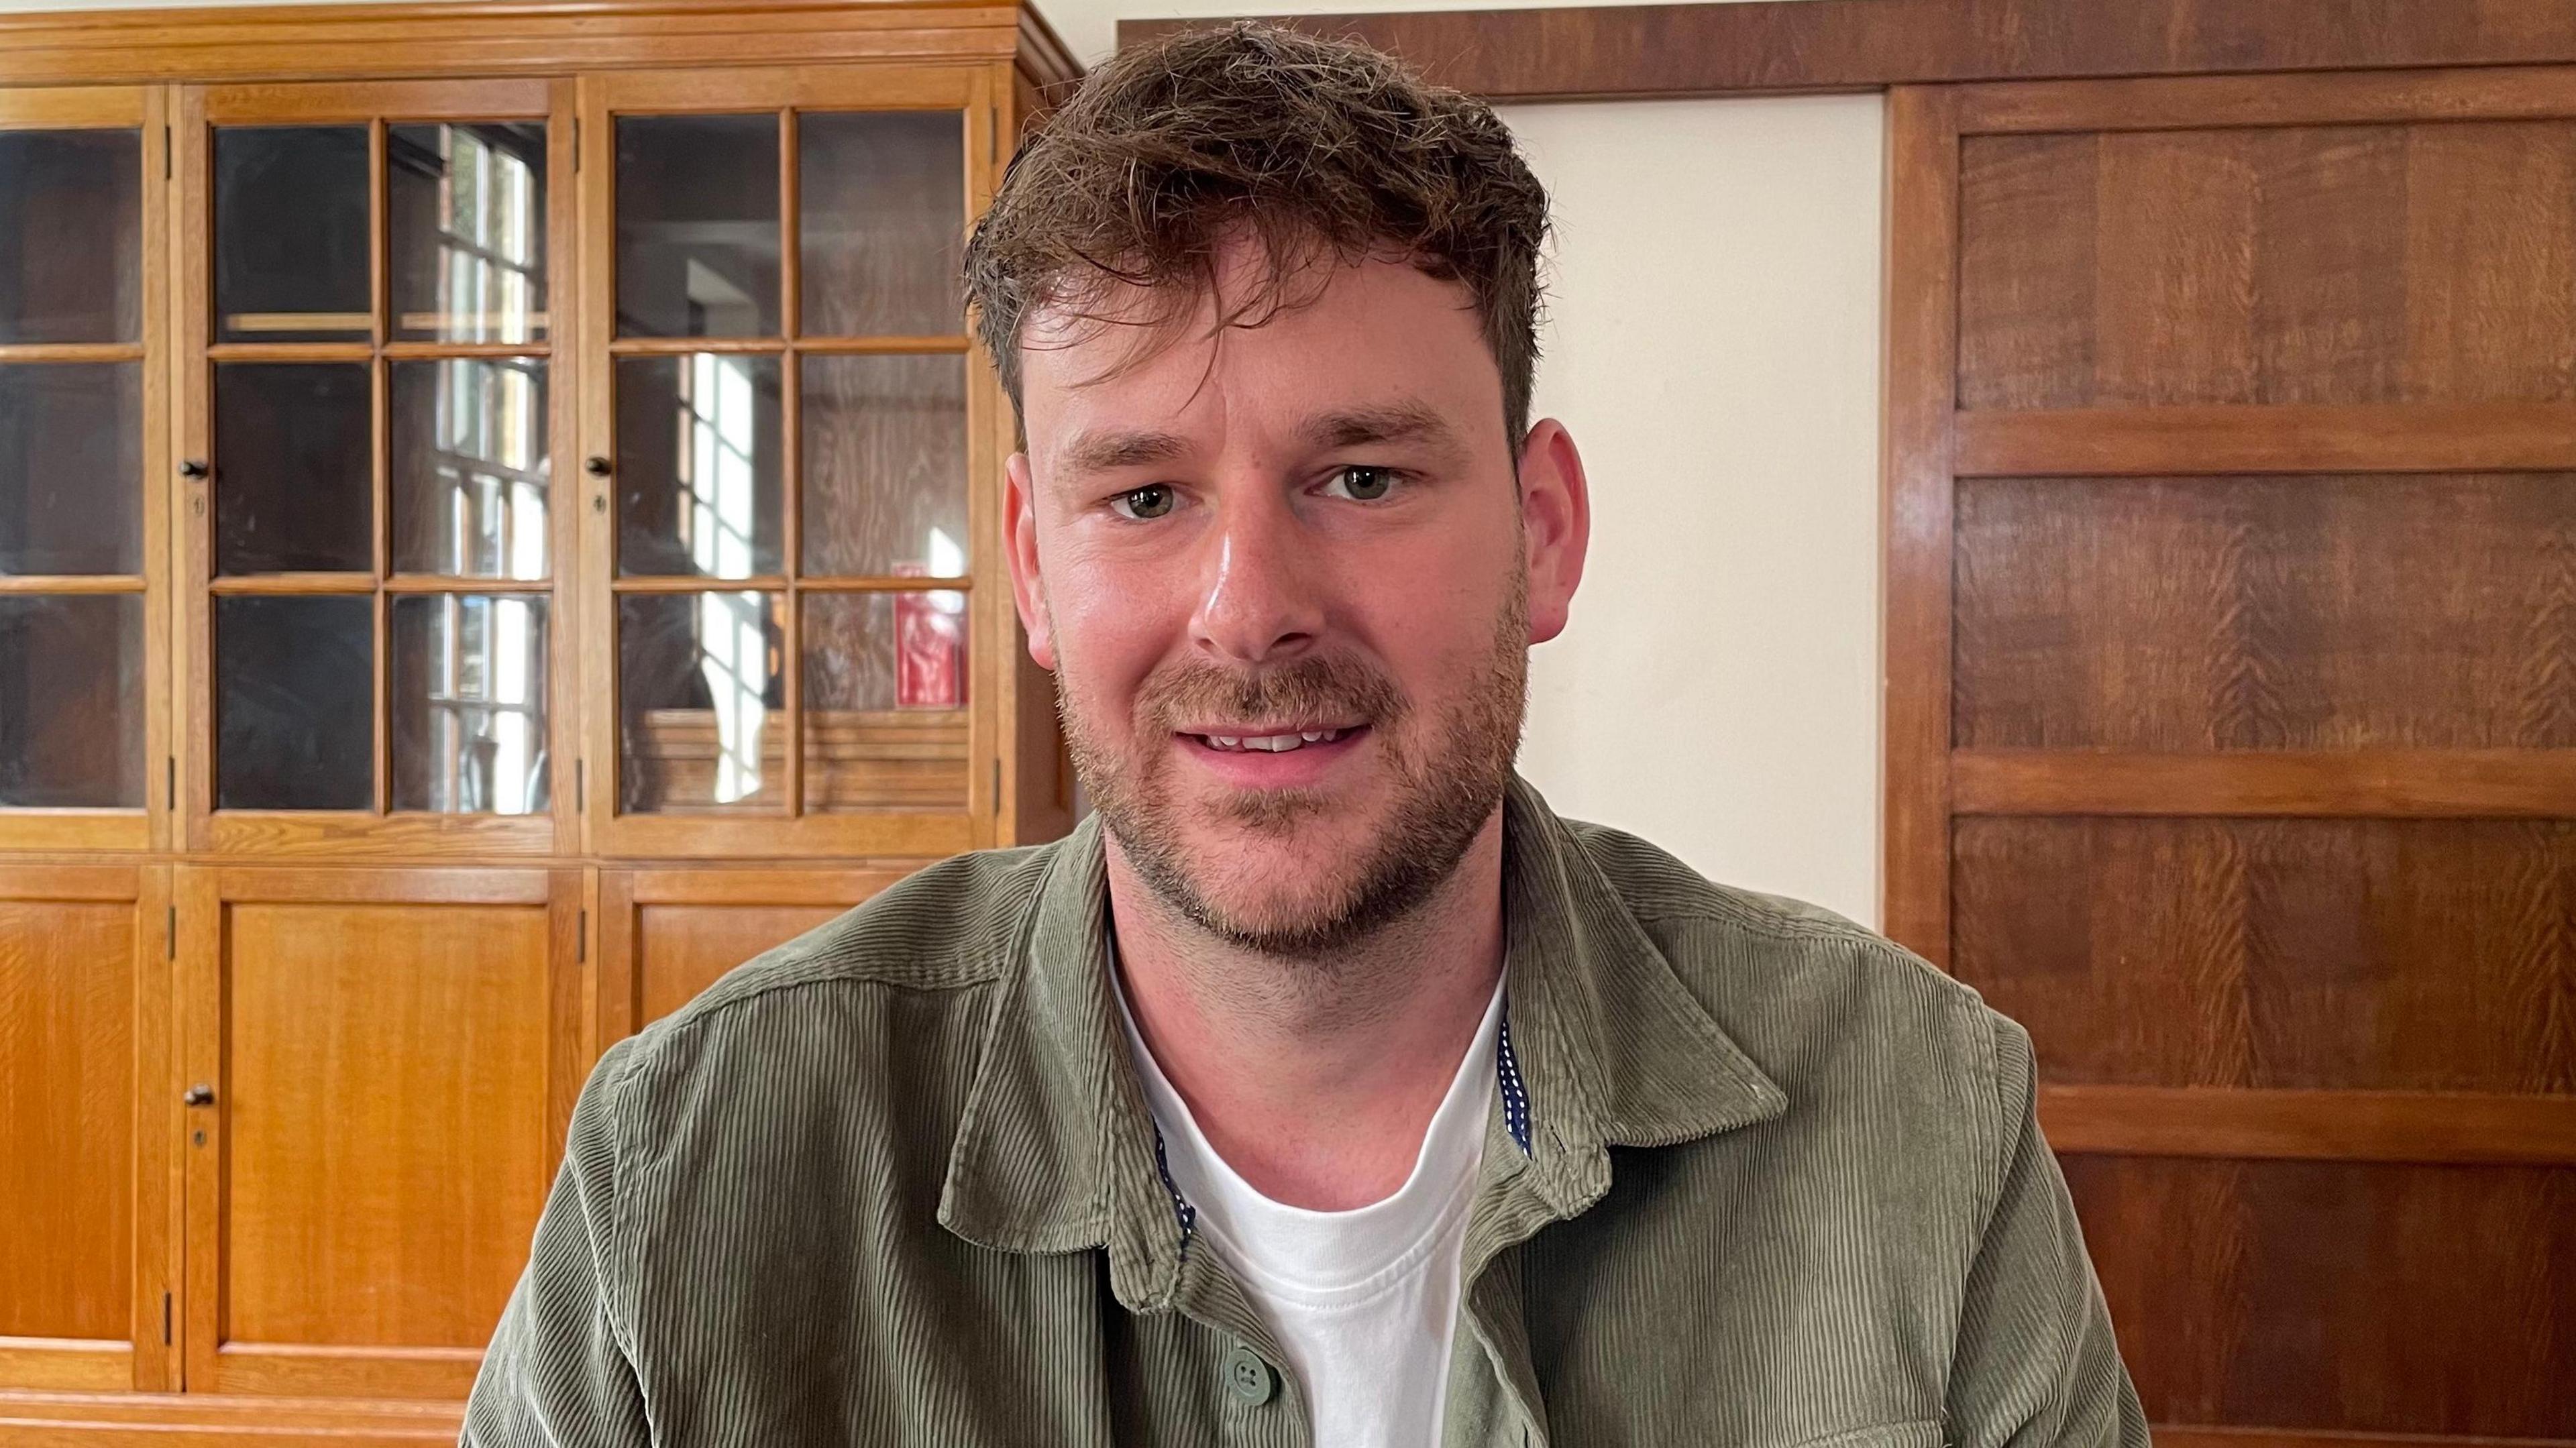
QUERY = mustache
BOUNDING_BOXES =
[1136,653,1409,733]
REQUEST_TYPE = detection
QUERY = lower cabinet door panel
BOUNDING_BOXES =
[0,863,176,1396]
[598,867,914,1040]
[176,865,584,1400]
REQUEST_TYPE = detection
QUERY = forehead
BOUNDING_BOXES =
[1016,251,1499,459]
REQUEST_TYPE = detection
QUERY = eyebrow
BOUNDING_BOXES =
[1055,401,1465,481]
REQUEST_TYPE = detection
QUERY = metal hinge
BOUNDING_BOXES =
[166,905,175,960]
[166,756,175,811]
[572,117,581,171]
[577,909,588,963]
[991,759,1002,816]
[162,125,171,180]
[576,759,586,812]
[162,1292,172,1345]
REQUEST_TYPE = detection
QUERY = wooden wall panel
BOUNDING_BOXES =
[1954,474,2576,750]
[1954,817,2576,1093]
[2066,1157,2576,1437]
[0,900,136,1343]
[220,901,550,1349]
[1957,121,2576,410]
[597,868,909,1040]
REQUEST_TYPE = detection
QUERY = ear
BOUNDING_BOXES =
[1514,419,1591,645]
[1004,451,1059,671]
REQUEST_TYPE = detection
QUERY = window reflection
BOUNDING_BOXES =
[614,354,782,578]
[680,353,764,579]
[392,357,549,579]
[392,594,549,814]
[391,123,547,343]
[617,591,784,813]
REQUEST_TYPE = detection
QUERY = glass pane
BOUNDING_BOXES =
[390,123,549,343]
[614,353,782,578]
[392,357,549,579]
[800,354,967,577]
[803,591,967,814]
[0,129,141,344]
[0,594,144,807]
[215,363,373,575]
[392,593,549,814]
[214,126,371,343]
[614,115,780,339]
[798,111,963,337]
[618,590,782,813]
[216,594,372,810]
[0,362,140,575]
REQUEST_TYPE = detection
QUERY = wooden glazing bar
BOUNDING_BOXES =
[2039,1085,2576,1166]
[203,341,376,363]
[1953,404,2576,477]
[1952,748,2576,818]
[378,341,554,360]
[791,334,973,354]
[793,574,973,593]
[0,343,148,364]
[604,336,788,355]
[780,106,804,820]
[382,573,552,594]
[370,117,392,817]
[0,574,150,594]
[606,574,790,594]
[205,572,378,594]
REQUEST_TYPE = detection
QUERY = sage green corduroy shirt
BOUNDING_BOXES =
[462,776,2147,1448]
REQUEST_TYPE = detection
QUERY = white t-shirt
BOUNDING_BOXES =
[1116,978,1503,1448]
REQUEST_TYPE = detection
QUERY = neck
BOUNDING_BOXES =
[1107,809,1507,1212]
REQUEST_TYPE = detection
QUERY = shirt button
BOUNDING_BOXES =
[1224,1342,1277,1406]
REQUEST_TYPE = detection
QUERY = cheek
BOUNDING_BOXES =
[1041,544,1176,715]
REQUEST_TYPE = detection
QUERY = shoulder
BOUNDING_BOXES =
[1564,816,2020,1135]
[582,838,1068,1138]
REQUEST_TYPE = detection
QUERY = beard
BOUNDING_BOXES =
[1059,568,1529,960]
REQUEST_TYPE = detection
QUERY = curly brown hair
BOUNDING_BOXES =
[961,21,1552,445]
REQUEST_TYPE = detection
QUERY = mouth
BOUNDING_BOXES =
[1182,725,1362,755]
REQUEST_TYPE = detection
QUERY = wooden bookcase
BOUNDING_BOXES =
[0,3,1077,1439]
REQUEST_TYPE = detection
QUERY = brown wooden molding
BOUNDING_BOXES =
[2039,1087,2576,1168]
[0,0,1081,88]
[1951,749,2576,819]
[1120,0,2576,100]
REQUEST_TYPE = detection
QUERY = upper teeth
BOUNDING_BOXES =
[1203,728,1346,752]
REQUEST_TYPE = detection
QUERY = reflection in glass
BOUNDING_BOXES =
[0,129,142,344]
[802,591,967,812]
[214,126,370,343]
[0,594,144,807]
[217,594,373,810]
[798,111,964,337]
[800,354,967,577]
[615,354,782,577]
[614,115,780,338]
[619,591,782,812]
[393,594,549,814]
[216,363,373,575]
[392,358,549,579]
[391,123,548,343]
[1,362,141,575]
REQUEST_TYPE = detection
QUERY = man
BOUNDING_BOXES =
[464,22,2145,1448]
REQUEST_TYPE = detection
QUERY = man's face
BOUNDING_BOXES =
[1004,240,1589,955]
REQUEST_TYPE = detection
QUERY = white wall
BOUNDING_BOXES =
[1505,97,1884,927]
[0,0,1888,926]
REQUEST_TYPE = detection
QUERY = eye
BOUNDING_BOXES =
[1324,465,1401,502]
[1110,484,1177,520]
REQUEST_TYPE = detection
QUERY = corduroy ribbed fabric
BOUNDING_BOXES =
[461,775,2147,1448]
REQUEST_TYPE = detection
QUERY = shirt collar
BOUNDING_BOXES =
[936,773,1788,1308]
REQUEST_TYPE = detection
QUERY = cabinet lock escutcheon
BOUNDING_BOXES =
[182,1083,215,1107]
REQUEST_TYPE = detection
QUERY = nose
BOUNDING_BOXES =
[1190,486,1324,667]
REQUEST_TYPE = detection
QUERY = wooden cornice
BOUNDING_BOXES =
[1119,0,2576,100]
[0,0,1083,88]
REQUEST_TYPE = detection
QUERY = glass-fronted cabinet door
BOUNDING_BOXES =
[0,86,168,854]
[176,79,574,855]
[580,65,1008,858]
